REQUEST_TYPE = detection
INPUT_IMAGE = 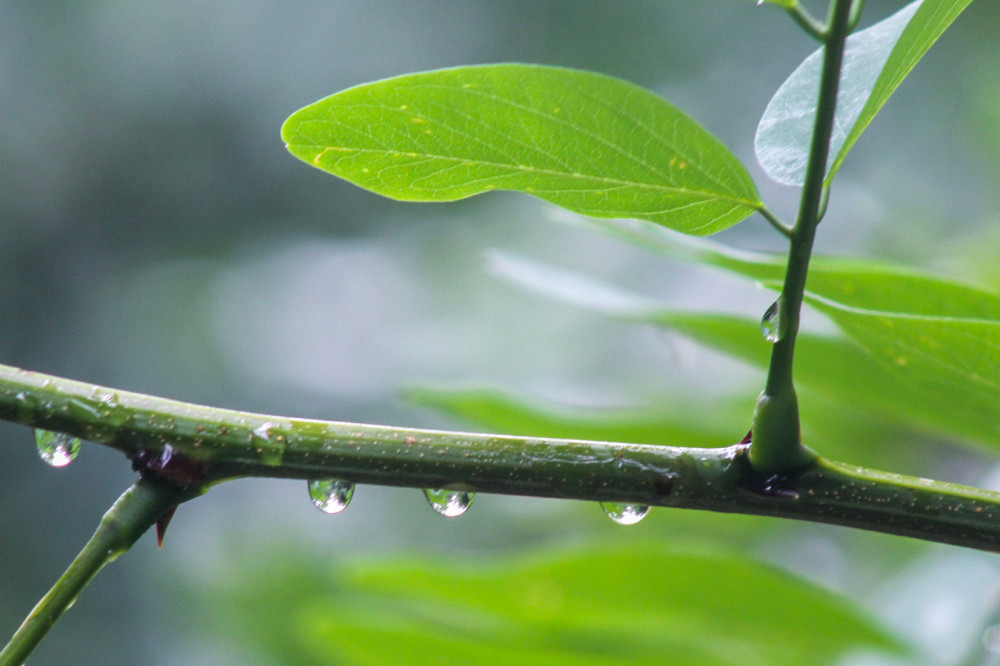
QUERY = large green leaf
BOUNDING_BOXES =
[755,0,972,186]
[282,64,762,235]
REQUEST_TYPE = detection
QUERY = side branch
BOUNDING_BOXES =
[0,477,195,666]
[2,363,1000,552]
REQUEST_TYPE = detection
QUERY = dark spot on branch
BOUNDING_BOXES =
[132,444,208,487]
[653,476,674,497]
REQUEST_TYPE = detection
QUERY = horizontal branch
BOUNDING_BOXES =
[3,363,1000,551]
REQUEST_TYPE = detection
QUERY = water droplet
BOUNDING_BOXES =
[423,488,474,517]
[600,502,650,525]
[308,478,355,514]
[761,298,784,343]
[34,429,82,467]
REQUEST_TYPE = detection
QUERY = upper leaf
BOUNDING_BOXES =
[283,64,762,235]
[755,0,971,186]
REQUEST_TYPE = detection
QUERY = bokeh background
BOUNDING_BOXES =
[2,1,1000,663]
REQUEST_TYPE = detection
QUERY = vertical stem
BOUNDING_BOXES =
[0,477,193,666]
[750,0,856,474]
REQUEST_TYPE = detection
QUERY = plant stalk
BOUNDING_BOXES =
[750,0,856,474]
[3,364,1000,552]
[0,477,196,666]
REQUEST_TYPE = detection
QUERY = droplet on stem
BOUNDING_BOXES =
[761,298,784,343]
[308,478,355,514]
[600,502,650,525]
[423,488,474,517]
[34,429,82,467]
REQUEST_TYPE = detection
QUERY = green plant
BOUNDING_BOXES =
[3,0,997,663]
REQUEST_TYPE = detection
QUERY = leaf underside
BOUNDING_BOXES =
[756,0,972,186]
[283,64,761,235]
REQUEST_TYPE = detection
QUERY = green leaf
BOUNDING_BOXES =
[489,247,1000,453]
[801,293,1000,447]
[755,0,972,186]
[192,545,910,665]
[334,545,908,665]
[405,386,744,448]
[282,64,762,235]
[829,0,973,184]
[408,384,924,471]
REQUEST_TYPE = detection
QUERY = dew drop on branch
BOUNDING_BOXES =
[423,489,474,517]
[307,478,355,514]
[600,502,650,525]
[761,298,784,343]
[34,429,82,467]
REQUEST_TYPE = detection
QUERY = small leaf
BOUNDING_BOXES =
[755,0,971,186]
[283,64,762,235]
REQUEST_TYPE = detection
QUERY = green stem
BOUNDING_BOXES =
[759,205,793,238]
[750,0,855,474]
[780,2,828,41]
[4,364,1000,552]
[0,477,197,666]
[848,0,866,32]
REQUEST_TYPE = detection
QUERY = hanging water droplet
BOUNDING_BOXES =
[423,488,474,517]
[761,298,784,343]
[308,478,355,514]
[600,502,650,525]
[34,429,82,467]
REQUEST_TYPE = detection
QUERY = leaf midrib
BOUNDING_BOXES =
[292,143,763,209]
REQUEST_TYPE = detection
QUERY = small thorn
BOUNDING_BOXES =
[740,430,753,445]
[156,505,178,548]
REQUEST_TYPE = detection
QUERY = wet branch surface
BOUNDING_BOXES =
[3,363,1000,552]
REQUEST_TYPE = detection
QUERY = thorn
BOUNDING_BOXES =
[156,505,178,548]
[740,429,753,445]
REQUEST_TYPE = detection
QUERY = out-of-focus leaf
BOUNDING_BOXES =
[282,64,762,235]
[405,386,745,447]
[564,219,1000,320]
[657,310,1000,452]
[802,293,1000,446]
[331,545,908,666]
[193,545,910,665]
[490,250,1000,452]
[755,0,972,186]
[408,384,927,471]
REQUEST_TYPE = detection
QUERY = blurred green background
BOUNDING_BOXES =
[3,1,1000,663]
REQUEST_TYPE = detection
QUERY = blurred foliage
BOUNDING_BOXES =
[190,544,907,666]
[3,1,1000,664]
